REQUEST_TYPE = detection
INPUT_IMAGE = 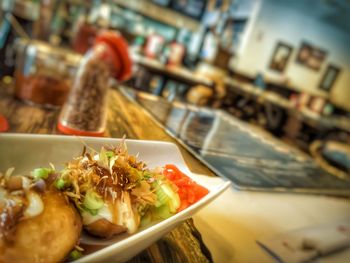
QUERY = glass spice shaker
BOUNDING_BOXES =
[14,39,80,108]
[57,31,132,136]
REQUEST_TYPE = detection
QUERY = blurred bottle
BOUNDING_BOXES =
[254,73,266,90]
[33,0,55,41]
[71,15,98,54]
[71,3,111,54]
[144,33,165,59]
[200,26,219,64]
[58,31,132,136]
[14,39,81,108]
[159,45,170,65]
[131,36,145,54]
[323,103,334,116]
[167,42,185,66]
[0,0,39,78]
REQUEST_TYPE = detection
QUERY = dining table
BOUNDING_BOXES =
[2,81,350,263]
[0,80,215,263]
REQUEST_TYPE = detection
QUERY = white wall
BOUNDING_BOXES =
[233,0,350,110]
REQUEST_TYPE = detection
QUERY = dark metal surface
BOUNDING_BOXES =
[124,87,350,196]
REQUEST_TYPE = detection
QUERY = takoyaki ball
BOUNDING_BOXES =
[0,176,82,263]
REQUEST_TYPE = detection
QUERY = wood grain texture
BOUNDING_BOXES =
[0,83,213,263]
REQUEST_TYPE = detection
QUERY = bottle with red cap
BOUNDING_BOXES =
[57,31,132,136]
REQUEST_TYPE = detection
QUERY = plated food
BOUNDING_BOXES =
[0,168,82,263]
[0,140,209,262]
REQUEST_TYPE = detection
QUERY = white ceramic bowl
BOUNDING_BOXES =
[0,133,230,262]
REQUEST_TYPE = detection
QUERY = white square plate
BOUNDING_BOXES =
[0,133,230,262]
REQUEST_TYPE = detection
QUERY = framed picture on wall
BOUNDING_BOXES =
[296,42,327,71]
[269,41,293,73]
[319,64,341,92]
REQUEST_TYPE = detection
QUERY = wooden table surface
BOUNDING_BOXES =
[0,82,215,263]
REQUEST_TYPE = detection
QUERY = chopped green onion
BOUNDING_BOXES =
[105,151,114,158]
[137,203,149,216]
[89,209,99,216]
[154,183,169,207]
[155,204,173,219]
[55,178,66,190]
[140,212,152,227]
[83,190,104,211]
[69,249,82,261]
[153,180,180,213]
[32,168,52,180]
[81,207,99,216]
[161,183,180,213]
[142,171,152,180]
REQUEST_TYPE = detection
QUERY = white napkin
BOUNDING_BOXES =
[257,221,350,263]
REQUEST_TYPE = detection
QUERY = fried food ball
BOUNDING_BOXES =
[0,190,82,263]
